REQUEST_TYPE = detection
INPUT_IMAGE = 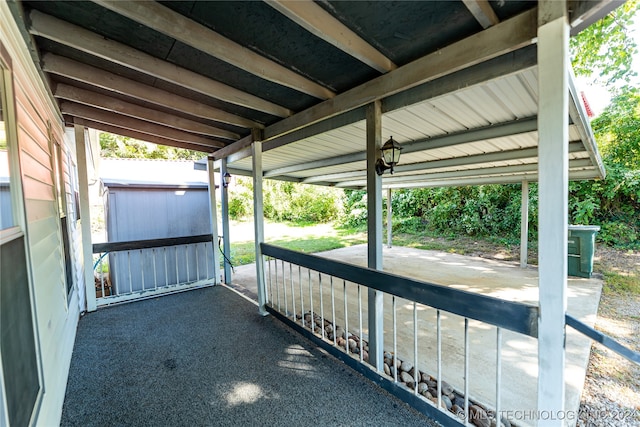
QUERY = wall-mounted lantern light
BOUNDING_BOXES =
[375,136,402,176]
[223,172,232,188]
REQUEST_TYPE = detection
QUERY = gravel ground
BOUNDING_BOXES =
[576,247,640,427]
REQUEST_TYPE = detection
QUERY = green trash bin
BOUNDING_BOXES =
[567,225,600,278]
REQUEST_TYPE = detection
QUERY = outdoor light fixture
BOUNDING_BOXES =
[375,136,403,176]
[223,172,232,188]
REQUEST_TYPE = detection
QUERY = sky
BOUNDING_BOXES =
[576,11,640,116]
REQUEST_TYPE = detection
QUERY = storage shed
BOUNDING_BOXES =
[101,159,215,296]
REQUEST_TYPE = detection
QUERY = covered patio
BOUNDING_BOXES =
[5,1,630,425]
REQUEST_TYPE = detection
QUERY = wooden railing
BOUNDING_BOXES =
[93,234,216,305]
[260,243,639,426]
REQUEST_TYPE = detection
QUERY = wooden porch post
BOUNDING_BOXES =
[252,134,268,315]
[220,158,232,283]
[537,0,569,421]
[75,124,96,312]
[207,157,222,285]
[520,180,529,268]
[367,100,384,370]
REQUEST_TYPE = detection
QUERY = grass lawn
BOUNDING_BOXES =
[227,220,366,266]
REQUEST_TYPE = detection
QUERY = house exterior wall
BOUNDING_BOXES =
[1,4,83,425]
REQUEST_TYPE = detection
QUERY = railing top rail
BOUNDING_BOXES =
[566,314,640,366]
[261,243,539,338]
[93,234,213,254]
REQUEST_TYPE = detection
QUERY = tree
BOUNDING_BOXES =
[99,132,204,160]
[591,86,640,169]
[570,0,639,87]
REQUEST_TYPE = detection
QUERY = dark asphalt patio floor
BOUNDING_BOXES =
[61,285,438,427]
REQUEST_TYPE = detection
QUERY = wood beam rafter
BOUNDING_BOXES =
[266,0,396,73]
[93,0,334,100]
[55,84,239,140]
[61,102,224,147]
[462,0,500,28]
[72,118,218,153]
[29,10,291,117]
[42,54,260,130]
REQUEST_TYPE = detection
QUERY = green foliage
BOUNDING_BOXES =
[570,0,638,86]
[228,177,340,223]
[590,87,640,169]
[341,185,537,241]
[340,189,368,228]
[567,85,640,249]
[99,132,204,160]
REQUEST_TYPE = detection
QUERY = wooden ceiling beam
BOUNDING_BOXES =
[266,0,396,73]
[42,54,261,129]
[55,84,239,140]
[60,101,225,147]
[93,0,334,100]
[462,0,500,29]
[72,118,218,153]
[29,10,291,117]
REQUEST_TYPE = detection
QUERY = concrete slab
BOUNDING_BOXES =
[230,244,602,425]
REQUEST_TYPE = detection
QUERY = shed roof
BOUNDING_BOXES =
[101,158,208,189]
[11,1,614,188]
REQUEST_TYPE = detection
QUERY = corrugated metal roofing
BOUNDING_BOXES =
[225,65,603,189]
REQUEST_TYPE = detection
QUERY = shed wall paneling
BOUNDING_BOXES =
[106,188,212,240]
[105,187,214,295]
[1,4,81,424]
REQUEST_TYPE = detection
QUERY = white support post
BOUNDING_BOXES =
[366,100,384,371]
[520,180,529,268]
[386,187,392,248]
[220,159,232,283]
[75,125,96,312]
[252,136,268,315]
[207,157,222,285]
[537,1,569,422]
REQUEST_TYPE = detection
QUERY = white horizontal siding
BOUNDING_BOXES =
[1,4,81,425]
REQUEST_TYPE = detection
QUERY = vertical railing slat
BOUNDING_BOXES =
[331,276,336,346]
[290,263,295,320]
[464,318,470,426]
[393,296,397,383]
[283,260,288,316]
[413,302,418,395]
[320,273,325,340]
[496,327,502,426]
[343,280,348,355]
[437,309,442,410]
[299,266,303,327]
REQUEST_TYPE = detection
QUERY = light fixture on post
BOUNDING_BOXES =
[223,172,232,188]
[375,136,402,176]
